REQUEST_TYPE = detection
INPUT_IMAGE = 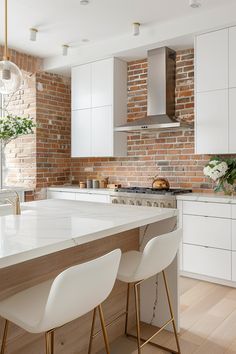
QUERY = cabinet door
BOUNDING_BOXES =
[229,26,236,88]
[196,29,228,92]
[183,244,231,280]
[196,90,228,154]
[183,215,231,250]
[71,109,91,157]
[47,191,76,200]
[75,193,109,203]
[229,88,236,152]
[72,64,91,110]
[91,58,113,107]
[91,106,113,156]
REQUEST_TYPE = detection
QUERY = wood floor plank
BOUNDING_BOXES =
[108,277,236,354]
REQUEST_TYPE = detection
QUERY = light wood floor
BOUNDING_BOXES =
[101,277,236,354]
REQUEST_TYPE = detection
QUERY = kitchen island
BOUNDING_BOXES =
[0,199,179,354]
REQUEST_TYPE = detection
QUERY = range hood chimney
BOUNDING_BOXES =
[115,46,192,132]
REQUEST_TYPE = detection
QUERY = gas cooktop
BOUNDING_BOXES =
[115,187,192,195]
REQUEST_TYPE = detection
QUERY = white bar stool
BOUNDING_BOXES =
[0,249,121,354]
[117,229,182,354]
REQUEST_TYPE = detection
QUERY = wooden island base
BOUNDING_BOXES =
[0,228,139,354]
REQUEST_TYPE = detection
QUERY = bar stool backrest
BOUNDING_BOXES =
[134,229,182,281]
[37,249,121,332]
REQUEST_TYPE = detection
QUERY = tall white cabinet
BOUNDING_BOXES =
[195,26,236,154]
[71,57,127,157]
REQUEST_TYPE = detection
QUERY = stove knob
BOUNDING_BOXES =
[146,201,152,207]
[168,203,172,208]
[153,202,159,207]
[160,202,165,208]
[136,200,142,206]
[129,200,134,205]
[121,199,125,204]
[112,199,118,204]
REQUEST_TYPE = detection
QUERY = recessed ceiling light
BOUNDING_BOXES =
[80,0,89,4]
[189,0,201,8]
[82,38,90,43]
[133,22,140,36]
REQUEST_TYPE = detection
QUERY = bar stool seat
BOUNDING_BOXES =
[0,280,54,333]
[117,250,142,283]
[0,249,121,354]
[117,229,182,354]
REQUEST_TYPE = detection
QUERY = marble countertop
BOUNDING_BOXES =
[0,199,177,269]
[177,192,236,204]
[47,186,113,195]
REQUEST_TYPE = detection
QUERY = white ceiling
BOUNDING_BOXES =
[0,0,235,59]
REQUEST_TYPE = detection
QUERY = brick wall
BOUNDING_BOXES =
[1,47,42,189]
[71,49,214,191]
[35,72,71,198]
[0,46,71,199]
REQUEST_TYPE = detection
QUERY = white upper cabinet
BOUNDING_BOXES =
[72,64,91,110]
[195,26,236,154]
[229,27,236,88]
[71,109,91,157]
[196,90,228,154]
[91,59,113,107]
[91,106,113,157]
[196,29,228,92]
[71,57,127,157]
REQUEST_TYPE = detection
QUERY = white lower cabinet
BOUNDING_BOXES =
[183,215,231,250]
[47,191,76,200]
[183,244,231,281]
[47,189,110,203]
[232,252,236,281]
[75,193,110,203]
[179,199,236,285]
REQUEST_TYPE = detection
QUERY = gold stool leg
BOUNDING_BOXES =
[125,283,130,335]
[88,308,97,354]
[162,271,181,354]
[98,304,110,354]
[0,320,9,354]
[134,282,141,354]
[51,330,55,354]
[45,330,54,354]
[45,331,50,354]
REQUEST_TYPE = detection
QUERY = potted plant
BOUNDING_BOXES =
[204,156,236,196]
[0,114,36,187]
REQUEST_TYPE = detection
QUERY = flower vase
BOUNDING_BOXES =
[223,182,235,196]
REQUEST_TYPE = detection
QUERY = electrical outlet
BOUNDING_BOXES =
[84,167,93,172]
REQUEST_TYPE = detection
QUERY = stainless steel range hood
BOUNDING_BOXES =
[115,47,192,133]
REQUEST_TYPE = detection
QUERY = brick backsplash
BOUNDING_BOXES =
[1,46,223,195]
[71,49,215,192]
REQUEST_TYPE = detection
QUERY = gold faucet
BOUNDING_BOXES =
[0,190,21,215]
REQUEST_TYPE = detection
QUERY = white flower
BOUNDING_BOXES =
[204,161,228,182]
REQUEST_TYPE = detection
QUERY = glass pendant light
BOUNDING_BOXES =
[0,0,22,95]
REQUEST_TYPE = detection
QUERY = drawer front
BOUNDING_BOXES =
[183,215,231,250]
[75,193,109,203]
[231,205,236,219]
[183,244,231,280]
[231,220,236,251]
[47,191,76,200]
[232,252,236,281]
[183,201,231,218]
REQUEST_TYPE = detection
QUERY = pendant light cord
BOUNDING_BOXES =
[4,0,9,60]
